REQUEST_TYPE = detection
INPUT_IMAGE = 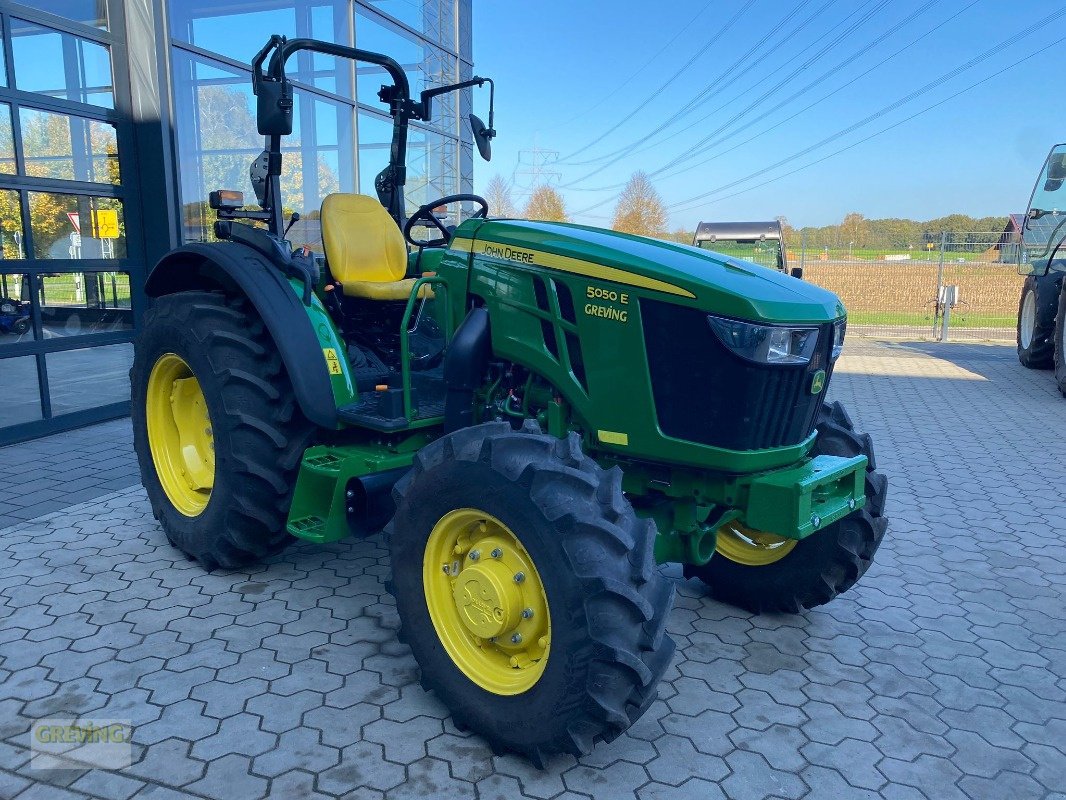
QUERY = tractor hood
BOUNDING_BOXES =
[459,219,845,324]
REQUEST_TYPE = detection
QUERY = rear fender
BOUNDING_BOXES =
[145,242,355,428]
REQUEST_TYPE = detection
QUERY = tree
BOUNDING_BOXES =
[484,174,518,218]
[612,171,667,237]
[524,184,568,222]
[840,212,869,247]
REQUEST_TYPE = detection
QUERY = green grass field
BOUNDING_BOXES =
[37,273,131,307]
[848,310,1015,328]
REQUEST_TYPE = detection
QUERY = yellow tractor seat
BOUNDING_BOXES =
[344,278,430,301]
[321,193,416,300]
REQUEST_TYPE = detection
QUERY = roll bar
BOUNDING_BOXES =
[247,34,492,235]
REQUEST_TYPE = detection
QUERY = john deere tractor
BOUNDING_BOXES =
[131,35,888,764]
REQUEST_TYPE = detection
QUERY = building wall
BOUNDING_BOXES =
[0,0,474,445]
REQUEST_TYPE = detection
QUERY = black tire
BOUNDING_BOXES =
[1018,273,1060,369]
[387,421,675,765]
[131,291,314,569]
[685,401,888,614]
[1054,281,1066,397]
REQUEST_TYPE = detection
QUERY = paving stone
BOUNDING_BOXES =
[69,770,145,800]
[126,738,206,786]
[251,726,339,778]
[318,740,405,794]
[190,712,277,761]
[184,753,267,800]
[3,343,1066,799]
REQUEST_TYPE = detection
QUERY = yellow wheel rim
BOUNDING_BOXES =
[146,353,215,517]
[423,509,550,695]
[716,520,797,566]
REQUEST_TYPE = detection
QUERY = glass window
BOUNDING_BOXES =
[0,356,42,426]
[27,192,125,260]
[170,1,352,95]
[0,106,15,174]
[38,271,132,338]
[10,19,114,108]
[363,0,457,48]
[407,127,457,210]
[0,274,33,345]
[20,108,120,184]
[172,51,354,243]
[0,33,7,88]
[357,110,393,196]
[355,11,457,107]
[29,0,108,30]
[0,189,25,258]
[47,342,133,415]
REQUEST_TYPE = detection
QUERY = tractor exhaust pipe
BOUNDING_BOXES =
[345,467,409,535]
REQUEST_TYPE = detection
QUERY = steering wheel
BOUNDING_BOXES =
[404,194,488,248]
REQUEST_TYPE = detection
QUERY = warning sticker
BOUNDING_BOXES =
[323,348,343,375]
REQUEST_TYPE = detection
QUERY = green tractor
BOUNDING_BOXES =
[131,35,888,764]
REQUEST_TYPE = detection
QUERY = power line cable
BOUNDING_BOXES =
[561,0,822,168]
[564,0,891,189]
[668,33,1066,215]
[558,0,759,163]
[647,0,979,189]
[544,2,716,132]
[661,5,1066,212]
[649,0,940,178]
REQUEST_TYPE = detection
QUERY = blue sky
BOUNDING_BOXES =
[471,0,1065,230]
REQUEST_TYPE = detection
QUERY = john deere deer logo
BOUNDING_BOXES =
[811,370,826,395]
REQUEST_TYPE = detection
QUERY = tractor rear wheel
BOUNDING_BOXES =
[1018,273,1059,369]
[387,421,675,765]
[131,291,313,569]
[1054,281,1066,397]
[685,401,888,614]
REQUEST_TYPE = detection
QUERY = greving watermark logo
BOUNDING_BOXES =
[30,718,133,770]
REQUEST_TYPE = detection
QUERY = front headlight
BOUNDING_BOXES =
[708,315,819,364]
[831,319,846,360]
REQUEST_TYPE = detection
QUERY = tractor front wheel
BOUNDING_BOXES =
[387,422,675,765]
[131,291,313,569]
[686,401,888,613]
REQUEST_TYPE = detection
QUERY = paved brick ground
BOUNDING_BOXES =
[0,419,137,529]
[1,340,1065,800]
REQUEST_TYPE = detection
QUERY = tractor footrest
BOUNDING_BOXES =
[337,397,446,431]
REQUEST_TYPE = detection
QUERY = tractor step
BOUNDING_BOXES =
[337,396,446,431]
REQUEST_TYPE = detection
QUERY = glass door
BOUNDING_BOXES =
[0,0,146,444]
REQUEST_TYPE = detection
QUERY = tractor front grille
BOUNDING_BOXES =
[640,299,833,452]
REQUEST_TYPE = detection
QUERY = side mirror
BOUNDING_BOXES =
[790,267,804,280]
[256,77,294,136]
[470,113,493,161]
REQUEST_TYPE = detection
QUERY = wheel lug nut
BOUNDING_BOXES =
[513,572,525,583]
[469,550,480,561]
[522,608,534,619]
[511,633,523,644]
[491,548,503,559]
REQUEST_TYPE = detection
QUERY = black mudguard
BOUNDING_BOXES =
[145,242,337,429]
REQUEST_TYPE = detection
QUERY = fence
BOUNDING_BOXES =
[792,231,1022,341]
